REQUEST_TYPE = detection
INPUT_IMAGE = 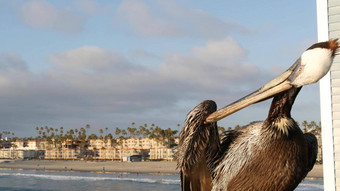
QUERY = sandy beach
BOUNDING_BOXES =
[0,160,323,179]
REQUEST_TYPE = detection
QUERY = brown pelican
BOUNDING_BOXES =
[177,100,220,191]
[204,39,339,191]
[176,39,338,191]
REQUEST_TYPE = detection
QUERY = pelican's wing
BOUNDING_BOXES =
[208,130,242,178]
[304,133,318,172]
[180,158,213,191]
[220,130,243,150]
[180,170,191,191]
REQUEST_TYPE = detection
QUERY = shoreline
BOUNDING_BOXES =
[0,160,178,174]
[0,160,323,179]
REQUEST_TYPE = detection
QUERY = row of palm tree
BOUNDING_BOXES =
[30,123,180,148]
[114,123,180,148]
[1,120,321,145]
[115,123,179,138]
[301,120,321,134]
[0,131,15,140]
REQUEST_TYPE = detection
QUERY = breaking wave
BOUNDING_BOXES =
[0,171,180,185]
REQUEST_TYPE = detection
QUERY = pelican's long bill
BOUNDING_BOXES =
[205,39,339,123]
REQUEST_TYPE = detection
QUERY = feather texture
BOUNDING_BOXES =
[177,100,220,191]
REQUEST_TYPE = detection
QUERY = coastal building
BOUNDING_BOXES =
[149,147,177,161]
[1,140,45,159]
[0,149,15,159]
[16,150,44,159]
[0,139,11,148]
[318,0,340,190]
[0,149,44,159]
[87,138,177,161]
[45,148,81,160]
[123,155,142,162]
[13,140,41,150]
[0,137,178,161]
[117,138,165,149]
[88,139,113,150]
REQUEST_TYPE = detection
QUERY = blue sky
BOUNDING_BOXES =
[0,0,320,137]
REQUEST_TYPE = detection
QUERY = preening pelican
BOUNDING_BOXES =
[177,39,338,191]
[206,39,338,191]
[177,100,220,191]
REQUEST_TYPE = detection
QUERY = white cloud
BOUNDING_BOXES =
[19,0,84,34]
[115,0,250,38]
[0,38,270,136]
[47,46,167,108]
[74,0,108,16]
[160,37,260,90]
[49,46,137,72]
[115,0,179,37]
[0,52,28,71]
[192,37,246,61]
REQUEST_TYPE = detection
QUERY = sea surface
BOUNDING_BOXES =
[0,169,323,191]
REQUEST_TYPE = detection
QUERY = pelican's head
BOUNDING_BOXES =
[185,100,217,127]
[290,39,339,87]
[206,39,339,123]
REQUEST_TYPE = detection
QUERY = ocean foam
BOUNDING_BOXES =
[0,171,181,185]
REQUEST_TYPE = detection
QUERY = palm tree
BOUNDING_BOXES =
[88,134,98,139]
[149,132,156,139]
[139,126,146,138]
[115,128,121,138]
[316,122,322,133]
[218,126,225,137]
[302,121,308,133]
[143,129,150,138]
[127,127,131,137]
[99,129,104,139]
[85,124,90,135]
[59,127,64,136]
[69,129,75,140]
[121,129,127,138]
[107,133,113,140]
[75,128,79,135]
[164,128,178,148]
[234,125,241,130]
[309,121,317,132]
[127,127,136,138]
[152,126,163,142]
[79,128,86,140]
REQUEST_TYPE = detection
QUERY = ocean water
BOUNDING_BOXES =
[0,169,323,191]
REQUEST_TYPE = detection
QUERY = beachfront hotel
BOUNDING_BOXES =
[0,137,178,161]
[0,140,45,159]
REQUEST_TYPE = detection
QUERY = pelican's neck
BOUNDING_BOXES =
[265,87,301,135]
